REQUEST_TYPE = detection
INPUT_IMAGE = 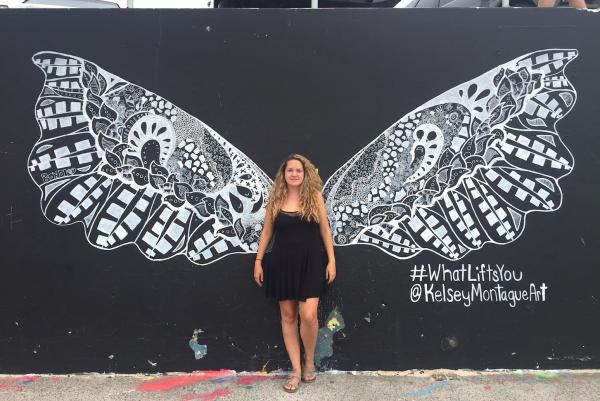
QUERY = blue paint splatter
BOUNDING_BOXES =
[209,375,234,384]
[189,329,207,360]
[315,308,345,366]
[403,380,448,397]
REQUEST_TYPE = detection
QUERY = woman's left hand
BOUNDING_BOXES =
[326,261,336,284]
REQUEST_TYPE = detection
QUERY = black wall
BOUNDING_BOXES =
[0,9,599,373]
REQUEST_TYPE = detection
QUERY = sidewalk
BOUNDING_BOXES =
[0,370,599,400]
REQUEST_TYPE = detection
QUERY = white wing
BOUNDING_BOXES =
[28,51,272,265]
[323,49,577,260]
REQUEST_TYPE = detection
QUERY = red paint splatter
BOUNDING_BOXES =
[181,387,232,401]
[236,375,270,386]
[484,384,492,390]
[0,376,41,392]
[138,370,235,392]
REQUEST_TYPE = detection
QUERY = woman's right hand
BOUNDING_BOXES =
[253,261,263,287]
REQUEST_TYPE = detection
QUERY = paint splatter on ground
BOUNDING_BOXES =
[235,375,271,386]
[515,370,560,384]
[315,307,345,366]
[403,380,448,397]
[533,371,558,379]
[137,370,235,392]
[0,375,41,393]
[189,329,208,360]
[181,387,232,401]
[0,371,598,400]
[209,375,234,384]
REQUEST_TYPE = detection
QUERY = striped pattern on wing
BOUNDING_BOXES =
[28,51,272,265]
[324,49,577,260]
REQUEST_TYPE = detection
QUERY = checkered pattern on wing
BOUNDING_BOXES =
[28,132,101,187]
[401,207,467,260]
[87,185,160,249]
[357,224,419,259]
[31,54,87,140]
[437,189,489,250]
[324,49,577,261]
[186,218,243,265]
[29,53,102,210]
[480,163,561,213]
[459,177,524,244]
[136,203,194,260]
[42,173,113,227]
[29,51,273,265]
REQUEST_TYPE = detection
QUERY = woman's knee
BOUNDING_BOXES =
[281,312,298,325]
[299,310,318,326]
[280,302,298,324]
[299,298,319,325]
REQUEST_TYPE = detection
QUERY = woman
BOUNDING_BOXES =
[253,154,337,393]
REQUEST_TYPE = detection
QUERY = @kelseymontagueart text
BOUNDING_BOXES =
[409,264,548,307]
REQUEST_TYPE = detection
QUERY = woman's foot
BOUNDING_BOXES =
[283,374,300,393]
[302,364,317,383]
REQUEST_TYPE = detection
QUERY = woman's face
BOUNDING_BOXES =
[284,159,304,188]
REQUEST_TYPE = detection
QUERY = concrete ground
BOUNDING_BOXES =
[1,370,599,401]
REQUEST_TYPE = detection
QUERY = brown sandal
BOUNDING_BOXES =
[302,365,317,383]
[283,375,300,393]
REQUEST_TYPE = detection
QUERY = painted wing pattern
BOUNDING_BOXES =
[28,51,272,265]
[28,49,578,264]
[323,49,577,260]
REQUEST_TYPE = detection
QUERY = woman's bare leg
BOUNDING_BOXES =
[299,297,319,370]
[568,0,587,8]
[537,0,586,7]
[279,300,302,378]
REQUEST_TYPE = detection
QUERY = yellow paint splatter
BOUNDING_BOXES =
[327,317,340,331]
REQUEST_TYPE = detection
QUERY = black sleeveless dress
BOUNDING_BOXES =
[264,211,328,301]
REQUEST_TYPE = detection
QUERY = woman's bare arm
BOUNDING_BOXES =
[253,205,273,286]
[255,205,273,261]
[317,195,336,283]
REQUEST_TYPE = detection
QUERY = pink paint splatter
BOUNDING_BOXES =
[137,370,235,392]
[0,375,41,392]
[182,387,232,401]
[236,375,270,386]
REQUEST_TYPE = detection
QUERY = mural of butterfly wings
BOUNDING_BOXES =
[323,49,577,260]
[28,51,272,265]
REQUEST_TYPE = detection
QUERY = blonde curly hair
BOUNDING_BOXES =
[267,154,323,223]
